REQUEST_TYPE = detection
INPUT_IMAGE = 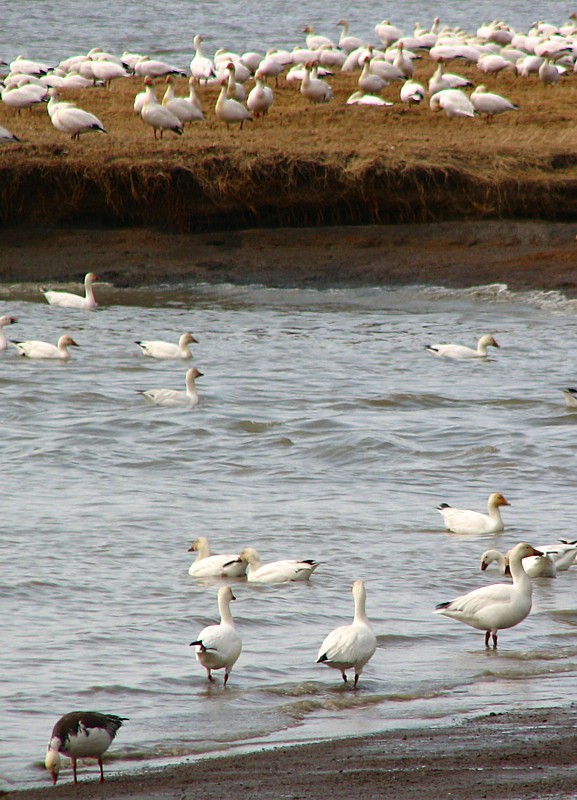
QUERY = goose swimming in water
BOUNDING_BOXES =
[238,547,319,583]
[188,536,247,578]
[436,542,543,647]
[12,334,79,359]
[190,585,242,685]
[45,711,127,784]
[316,580,377,687]
[480,547,557,578]
[0,315,18,350]
[43,271,99,309]
[138,367,202,407]
[135,332,198,359]
[437,492,510,535]
[425,333,500,359]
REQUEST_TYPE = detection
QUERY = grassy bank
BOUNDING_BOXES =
[2,62,577,231]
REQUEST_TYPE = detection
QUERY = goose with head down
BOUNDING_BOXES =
[239,547,319,583]
[480,547,557,578]
[437,492,510,535]
[436,541,543,647]
[425,333,500,359]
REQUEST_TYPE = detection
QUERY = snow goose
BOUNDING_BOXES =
[45,712,127,785]
[429,88,475,118]
[400,79,425,104]
[425,333,500,359]
[12,334,79,359]
[336,19,365,53]
[10,55,51,76]
[140,77,183,139]
[316,580,377,687]
[188,536,247,579]
[436,542,543,647]
[89,57,130,87]
[135,332,198,359]
[1,82,47,113]
[346,91,392,106]
[0,315,18,349]
[189,585,242,686]
[536,541,577,570]
[224,61,246,101]
[358,57,388,94]
[539,58,562,85]
[162,76,204,124]
[190,35,216,82]
[471,85,519,121]
[476,54,515,75]
[560,387,577,408]
[43,271,99,309]
[138,367,202,407]
[429,63,472,94]
[256,50,291,85]
[46,89,107,140]
[480,547,557,578]
[215,79,252,129]
[134,57,186,79]
[374,21,404,47]
[300,62,333,103]
[437,492,510,535]
[302,25,335,50]
[238,547,319,583]
[247,73,274,117]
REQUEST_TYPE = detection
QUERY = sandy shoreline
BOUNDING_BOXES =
[7,705,577,799]
[1,219,576,295]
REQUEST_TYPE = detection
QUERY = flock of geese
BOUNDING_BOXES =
[6,270,574,783]
[3,14,577,141]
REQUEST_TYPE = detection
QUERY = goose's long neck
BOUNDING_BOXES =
[84,278,95,301]
[509,552,533,593]
[353,584,370,625]
[216,84,228,111]
[218,593,235,626]
[185,373,198,399]
[487,502,503,524]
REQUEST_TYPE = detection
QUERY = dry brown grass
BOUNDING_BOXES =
[2,59,577,230]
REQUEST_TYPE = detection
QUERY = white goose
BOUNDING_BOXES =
[46,89,107,140]
[1,82,47,113]
[138,367,202,407]
[424,333,500,359]
[429,88,476,119]
[190,35,216,82]
[300,62,333,103]
[135,332,198,359]
[12,334,79,359]
[471,85,519,121]
[140,77,183,139]
[43,271,99,309]
[437,492,510,535]
[162,76,204,124]
[0,315,18,349]
[0,123,21,143]
[436,542,543,647]
[247,73,274,117]
[400,79,425,104]
[239,547,319,583]
[215,79,252,129]
[316,580,377,687]
[45,711,127,785]
[336,19,365,53]
[480,548,557,578]
[358,57,388,94]
[188,536,247,578]
[189,585,242,686]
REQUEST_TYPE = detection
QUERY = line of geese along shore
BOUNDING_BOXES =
[2,14,577,141]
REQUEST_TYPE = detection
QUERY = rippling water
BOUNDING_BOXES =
[3,0,571,65]
[2,279,577,788]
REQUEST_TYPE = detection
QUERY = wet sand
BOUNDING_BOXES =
[8,705,577,799]
[1,219,576,294]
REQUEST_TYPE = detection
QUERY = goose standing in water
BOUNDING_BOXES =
[0,315,18,349]
[12,334,79,359]
[138,367,202,407]
[425,333,500,359]
[317,580,377,686]
[436,542,543,647]
[43,271,99,309]
[45,711,127,784]
[190,585,242,686]
[239,547,319,583]
[188,536,247,578]
[135,332,198,359]
[437,492,510,535]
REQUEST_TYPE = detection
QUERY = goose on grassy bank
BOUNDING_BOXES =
[316,580,377,687]
[140,77,183,138]
[43,271,99,309]
[215,79,252,128]
[46,88,106,140]
[470,85,519,121]
[135,332,198,359]
[162,76,204,124]
[188,536,247,579]
[45,712,127,784]
[424,333,500,359]
[436,541,543,647]
[138,367,202,407]
[190,585,242,686]
[12,334,79,359]
[437,492,510,535]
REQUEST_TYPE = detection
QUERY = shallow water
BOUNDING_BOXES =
[2,279,577,788]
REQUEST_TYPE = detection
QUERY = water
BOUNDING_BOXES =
[2,278,577,789]
[2,0,572,66]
